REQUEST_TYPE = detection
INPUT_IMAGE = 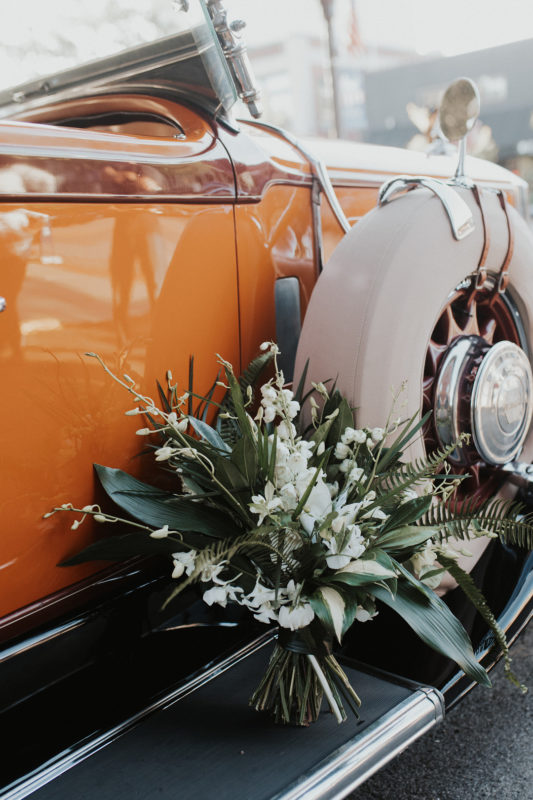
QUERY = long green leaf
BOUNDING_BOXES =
[375,410,431,473]
[95,465,233,537]
[231,435,258,488]
[378,525,437,553]
[188,417,231,453]
[382,496,432,533]
[214,455,248,493]
[371,578,491,686]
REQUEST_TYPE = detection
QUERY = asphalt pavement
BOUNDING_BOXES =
[347,623,533,800]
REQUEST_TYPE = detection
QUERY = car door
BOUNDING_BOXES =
[0,98,240,629]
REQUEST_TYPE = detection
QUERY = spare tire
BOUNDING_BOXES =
[294,185,533,575]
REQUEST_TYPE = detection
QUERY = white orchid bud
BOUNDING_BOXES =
[151,525,170,539]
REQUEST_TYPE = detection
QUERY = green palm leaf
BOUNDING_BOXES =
[95,465,236,538]
[372,570,491,687]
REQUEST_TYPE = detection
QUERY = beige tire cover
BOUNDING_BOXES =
[294,186,533,576]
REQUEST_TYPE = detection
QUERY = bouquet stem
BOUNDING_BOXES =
[249,629,361,726]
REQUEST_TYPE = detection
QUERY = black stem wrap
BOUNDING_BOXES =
[277,626,333,657]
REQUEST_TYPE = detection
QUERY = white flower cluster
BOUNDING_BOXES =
[156,359,391,633]
[165,539,315,631]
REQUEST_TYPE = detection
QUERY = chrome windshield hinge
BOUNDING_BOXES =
[205,0,262,119]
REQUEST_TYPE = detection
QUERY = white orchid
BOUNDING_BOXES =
[278,603,315,631]
[324,525,366,569]
[154,446,175,461]
[334,442,350,460]
[171,550,197,577]
[279,482,298,511]
[199,560,228,584]
[341,427,366,445]
[371,427,385,442]
[297,470,332,536]
[151,524,171,539]
[203,585,231,607]
[249,481,283,525]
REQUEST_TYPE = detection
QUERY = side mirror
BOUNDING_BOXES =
[439,78,480,187]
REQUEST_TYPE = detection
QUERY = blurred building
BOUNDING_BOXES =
[364,38,533,166]
[249,34,419,140]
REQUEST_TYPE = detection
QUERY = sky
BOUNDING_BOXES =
[2,0,533,90]
[224,0,533,56]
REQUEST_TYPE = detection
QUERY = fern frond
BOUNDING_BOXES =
[422,497,533,547]
[162,526,307,608]
[375,441,463,502]
[437,552,527,692]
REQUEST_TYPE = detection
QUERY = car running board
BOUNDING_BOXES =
[2,632,444,800]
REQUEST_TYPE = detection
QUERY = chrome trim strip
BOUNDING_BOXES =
[2,630,276,800]
[0,193,233,204]
[0,142,205,167]
[0,618,86,665]
[243,120,351,234]
[271,687,444,800]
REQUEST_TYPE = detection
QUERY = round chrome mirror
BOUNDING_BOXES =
[440,78,480,188]
[439,78,480,142]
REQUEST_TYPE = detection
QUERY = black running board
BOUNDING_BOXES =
[3,632,444,800]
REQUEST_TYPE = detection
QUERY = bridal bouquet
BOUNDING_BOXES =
[47,344,531,726]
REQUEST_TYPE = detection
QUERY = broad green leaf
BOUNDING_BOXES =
[214,455,248,492]
[371,578,491,687]
[328,555,397,588]
[310,414,337,449]
[308,593,336,640]
[382,496,432,533]
[317,586,345,642]
[59,532,179,565]
[95,465,233,537]
[378,525,437,553]
[341,592,360,636]
[188,417,231,453]
[231,435,258,487]
[338,557,397,579]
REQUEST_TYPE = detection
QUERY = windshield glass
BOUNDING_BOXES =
[0,0,237,117]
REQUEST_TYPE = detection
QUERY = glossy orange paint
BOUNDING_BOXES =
[0,199,239,619]
[0,97,235,200]
[235,185,316,370]
[1,92,527,629]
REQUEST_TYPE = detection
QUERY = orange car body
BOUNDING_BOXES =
[0,89,526,637]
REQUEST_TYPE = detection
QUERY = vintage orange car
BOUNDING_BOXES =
[0,2,531,798]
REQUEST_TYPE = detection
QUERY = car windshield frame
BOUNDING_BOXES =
[0,0,238,122]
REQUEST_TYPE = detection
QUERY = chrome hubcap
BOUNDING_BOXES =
[434,336,533,465]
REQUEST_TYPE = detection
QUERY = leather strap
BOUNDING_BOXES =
[495,190,514,294]
[471,184,490,289]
